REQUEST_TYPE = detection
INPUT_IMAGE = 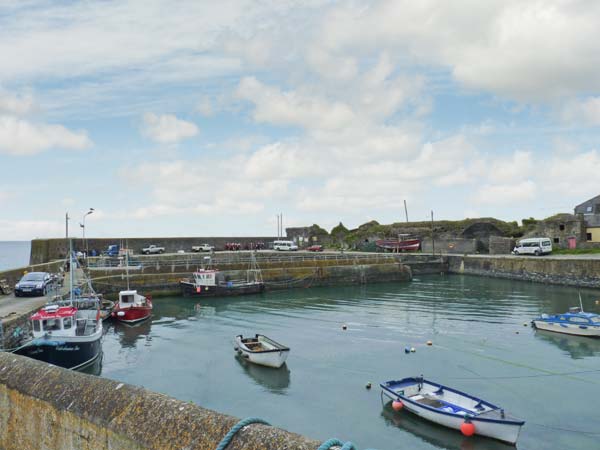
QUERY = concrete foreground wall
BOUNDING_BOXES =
[0,352,321,450]
[447,255,600,288]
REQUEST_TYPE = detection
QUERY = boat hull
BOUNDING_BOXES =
[376,239,421,251]
[532,320,600,337]
[112,305,152,323]
[180,281,265,297]
[381,379,523,445]
[234,335,289,368]
[14,333,102,371]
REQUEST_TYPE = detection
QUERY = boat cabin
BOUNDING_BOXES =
[30,305,97,338]
[192,269,218,287]
[541,311,600,325]
[118,290,148,309]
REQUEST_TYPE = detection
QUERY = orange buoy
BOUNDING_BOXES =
[460,420,475,436]
[392,400,403,411]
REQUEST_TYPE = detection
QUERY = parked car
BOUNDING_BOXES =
[512,238,552,256]
[14,272,53,297]
[306,244,324,252]
[191,243,214,252]
[142,245,165,255]
[273,240,298,251]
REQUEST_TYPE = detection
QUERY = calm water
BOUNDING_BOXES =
[0,241,30,271]
[97,275,600,450]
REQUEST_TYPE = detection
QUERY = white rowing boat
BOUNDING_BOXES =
[234,334,290,368]
[380,376,525,445]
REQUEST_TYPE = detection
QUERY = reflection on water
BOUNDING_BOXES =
[97,275,600,450]
[534,329,600,359]
[104,318,152,348]
[380,402,516,450]
[78,351,103,376]
[235,355,291,394]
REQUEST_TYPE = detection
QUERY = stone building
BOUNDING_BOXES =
[574,194,600,242]
[527,214,586,249]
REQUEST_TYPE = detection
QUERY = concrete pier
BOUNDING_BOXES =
[0,352,323,450]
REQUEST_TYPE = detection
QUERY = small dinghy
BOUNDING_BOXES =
[380,377,525,445]
[234,334,290,368]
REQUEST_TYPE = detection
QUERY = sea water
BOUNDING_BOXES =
[97,275,600,450]
[0,241,30,271]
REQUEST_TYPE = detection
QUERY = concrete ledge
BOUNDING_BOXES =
[0,352,321,450]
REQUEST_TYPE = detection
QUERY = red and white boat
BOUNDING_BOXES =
[112,289,153,323]
[376,235,421,252]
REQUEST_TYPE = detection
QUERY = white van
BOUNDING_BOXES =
[513,238,552,256]
[273,240,298,251]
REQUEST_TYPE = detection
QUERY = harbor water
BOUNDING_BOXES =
[98,275,600,450]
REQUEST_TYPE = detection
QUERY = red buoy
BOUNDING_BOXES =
[392,400,403,411]
[460,421,475,436]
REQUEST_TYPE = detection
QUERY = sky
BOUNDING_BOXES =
[1,0,600,240]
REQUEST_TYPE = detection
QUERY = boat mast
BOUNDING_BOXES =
[69,238,74,302]
[125,240,130,291]
[579,292,584,312]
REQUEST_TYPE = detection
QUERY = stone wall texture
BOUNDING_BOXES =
[447,255,600,288]
[0,352,320,450]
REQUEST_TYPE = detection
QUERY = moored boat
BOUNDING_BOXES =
[234,334,290,368]
[380,376,525,445]
[13,303,103,370]
[180,254,265,297]
[112,289,153,323]
[532,306,600,337]
[376,235,421,252]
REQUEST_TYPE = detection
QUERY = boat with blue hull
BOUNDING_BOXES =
[532,306,600,337]
[380,377,525,445]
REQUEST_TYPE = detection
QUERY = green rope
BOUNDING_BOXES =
[215,417,270,450]
[318,438,378,450]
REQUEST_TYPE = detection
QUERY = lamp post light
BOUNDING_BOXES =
[80,208,94,256]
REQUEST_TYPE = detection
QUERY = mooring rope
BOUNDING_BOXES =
[214,417,378,450]
[317,438,378,450]
[214,417,270,450]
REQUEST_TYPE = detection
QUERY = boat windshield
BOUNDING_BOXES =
[591,317,600,323]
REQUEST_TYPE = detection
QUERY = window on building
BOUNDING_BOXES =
[587,206,593,212]
[587,233,593,241]
[559,224,565,231]
[553,238,559,244]
[596,204,600,213]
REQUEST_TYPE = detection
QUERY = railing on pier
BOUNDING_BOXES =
[86,251,402,270]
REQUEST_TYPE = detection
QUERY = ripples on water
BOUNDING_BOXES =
[97,275,600,450]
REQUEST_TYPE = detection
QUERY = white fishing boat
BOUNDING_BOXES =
[380,377,525,445]
[234,334,290,368]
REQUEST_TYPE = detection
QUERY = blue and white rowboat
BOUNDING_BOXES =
[380,377,525,445]
[532,307,600,337]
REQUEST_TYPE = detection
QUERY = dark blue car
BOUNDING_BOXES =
[14,272,53,297]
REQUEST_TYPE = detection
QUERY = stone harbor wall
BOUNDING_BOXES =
[0,352,321,450]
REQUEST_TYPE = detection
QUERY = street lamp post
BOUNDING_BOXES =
[80,208,94,256]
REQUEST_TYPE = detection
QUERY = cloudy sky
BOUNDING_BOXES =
[1,0,599,240]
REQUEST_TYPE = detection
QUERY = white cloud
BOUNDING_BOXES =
[488,150,533,184]
[236,77,356,131]
[561,97,600,126]
[543,150,600,197]
[0,90,34,115]
[473,180,536,205]
[0,219,63,240]
[141,113,198,144]
[0,115,91,155]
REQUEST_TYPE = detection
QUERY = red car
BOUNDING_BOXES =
[306,245,324,252]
